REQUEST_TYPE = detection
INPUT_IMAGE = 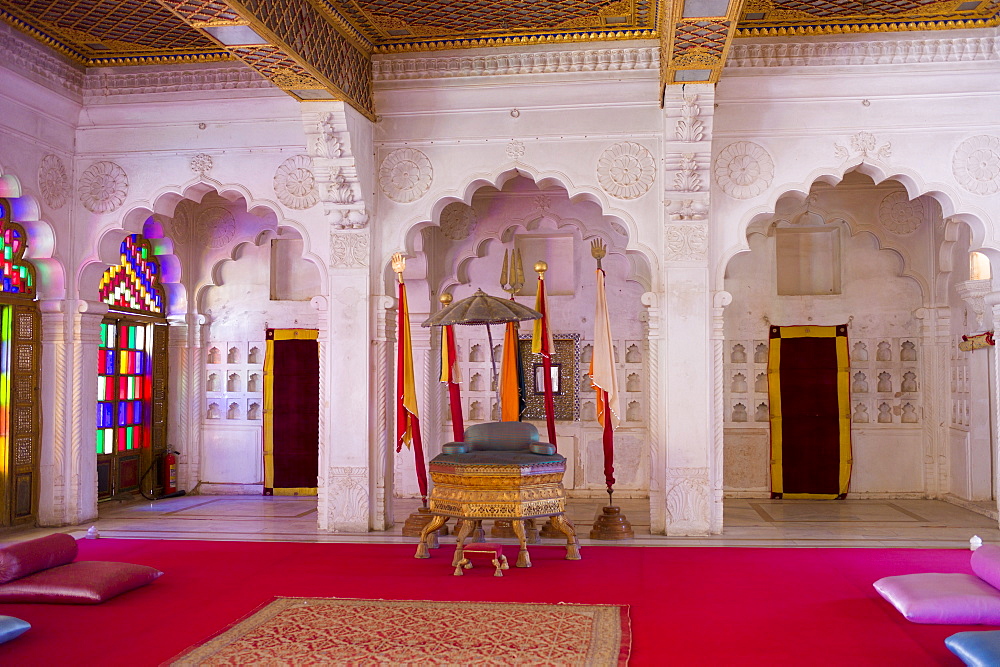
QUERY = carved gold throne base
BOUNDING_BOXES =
[413,458,580,567]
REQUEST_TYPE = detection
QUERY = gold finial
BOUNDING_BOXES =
[534,260,548,277]
[590,238,607,271]
[391,252,405,283]
[501,248,525,296]
[439,293,453,305]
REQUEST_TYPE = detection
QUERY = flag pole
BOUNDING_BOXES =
[588,239,633,540]
[532,261,558,449]
[438,293,465,441]
[499,248,525,422]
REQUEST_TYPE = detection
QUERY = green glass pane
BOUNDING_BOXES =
[126,427,133,450]
[95,429,103,454]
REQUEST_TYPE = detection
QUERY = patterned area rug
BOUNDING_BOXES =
[172,597,630,665]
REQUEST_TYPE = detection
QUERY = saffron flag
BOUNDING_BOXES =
[590,268,620,491]
[440,325,464,441]
[395,279,428,500]
[499,319,521,421]
[532,272,558,447]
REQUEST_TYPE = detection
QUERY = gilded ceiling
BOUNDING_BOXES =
[1,0,997,117]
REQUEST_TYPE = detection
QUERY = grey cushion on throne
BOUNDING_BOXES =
[438,421,559,461]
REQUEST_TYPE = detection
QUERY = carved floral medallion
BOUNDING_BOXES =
[714,142,773,200]
[439,202,477,240]
[597,141,655,200]
[197,206,237,249]
[79,161,128,213]
[190,153,213,176]
[38,154,68,210]
[273,155,319,210]
[953,135,1000,196]
[506,140,526,160]
[379,148,433,203]
[878,191,924,235]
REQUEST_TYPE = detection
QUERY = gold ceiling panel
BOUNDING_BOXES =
[318,0,657,52]
[738,0,1000,35]
[661,1,744,89]
[0,0,229,64]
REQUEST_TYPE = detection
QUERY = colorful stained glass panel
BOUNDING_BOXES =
[0,199,36,298]
[98,235,164,314]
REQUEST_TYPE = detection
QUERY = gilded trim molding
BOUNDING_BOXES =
[373,46,659,80]
[727,33,1000,68]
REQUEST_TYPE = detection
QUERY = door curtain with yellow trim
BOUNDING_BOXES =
[767,324,852,499]
[263,329,319,496]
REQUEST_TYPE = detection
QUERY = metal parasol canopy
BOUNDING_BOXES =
[422,288,541,401]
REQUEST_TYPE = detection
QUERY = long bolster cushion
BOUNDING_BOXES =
[0,561,162,604]
[874,572,1000,624]
[0,616,30,644]
[0,533,78,584]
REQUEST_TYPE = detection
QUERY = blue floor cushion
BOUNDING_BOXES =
[0,615,30,644]
[946,631,1000,666]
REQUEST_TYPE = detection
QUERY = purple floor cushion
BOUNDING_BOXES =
[875,573,1000,624]
[946,631,1000,666]
[0,616,29,643]
[0,560,162,604]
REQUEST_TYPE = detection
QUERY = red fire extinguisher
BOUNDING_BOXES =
[163,451,178,496]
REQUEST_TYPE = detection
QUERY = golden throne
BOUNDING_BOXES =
[415,421,580,568]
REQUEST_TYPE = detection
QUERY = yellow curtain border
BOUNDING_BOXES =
[263,329,319,493]
[767,325,852,498]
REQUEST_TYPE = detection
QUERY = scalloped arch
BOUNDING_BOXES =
[0,166,65,299]
[718,162,995,288]
[383,164,657,293]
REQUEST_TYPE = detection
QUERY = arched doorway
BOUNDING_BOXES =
[95,233,168,500]
[389,173,653,512]
[0,197,41,525]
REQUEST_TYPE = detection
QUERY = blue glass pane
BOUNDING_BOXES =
[117,401,127,427]
[133,401,142,425]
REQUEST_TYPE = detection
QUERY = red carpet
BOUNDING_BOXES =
[0,539,979,666]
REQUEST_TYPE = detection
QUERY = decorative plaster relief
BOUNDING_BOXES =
[664,467,710,533]
[372,46,659,80]
[953,135,1000,196]
[190,153,213,177]
[672,153,703,192]
[79,161,128,213]
[273,155,319,210]
[728,35,1000,68]
[664,223,708,261]
[597,141,655,200]
[834,131,891,162]
[714,142,773,200]
[878,191,924,235]
[324,466,369,530]
[315,113,345,158]
[379,148,433,203]
[666,199,707,221]
[197,207,237,249]
[675,94,704,142]
[330,231,369,268]
[506,140,526,161]
[38,154,68,210]
[439,202,478,241]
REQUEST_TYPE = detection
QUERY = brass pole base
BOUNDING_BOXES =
[589,506,634,540]
[402,506,448,544]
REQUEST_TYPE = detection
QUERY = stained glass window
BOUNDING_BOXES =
[0,198,36,298]
[99,234,164,314]
[96,320,152,456]
[0,306,11,475]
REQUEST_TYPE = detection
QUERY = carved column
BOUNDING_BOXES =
[371,296,396,530]
[956,280,993,499]
[641,292,666,532]
[915,306,952,497]
[711,291,732,533]
[38,300,70,525]
[39,300,107,525]
[305,100,375,532]
[651,83,716,535]
[986,292,1000,517]
[167,312,206,493]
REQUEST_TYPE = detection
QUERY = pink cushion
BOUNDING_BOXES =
[874,573,1000,624]
[0,561,162,604]
[972,544,1000,590]
[0,534,77,584]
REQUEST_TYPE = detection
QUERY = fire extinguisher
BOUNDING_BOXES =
[163,450,179,496]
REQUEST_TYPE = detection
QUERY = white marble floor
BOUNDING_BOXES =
[5,495,999,549]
